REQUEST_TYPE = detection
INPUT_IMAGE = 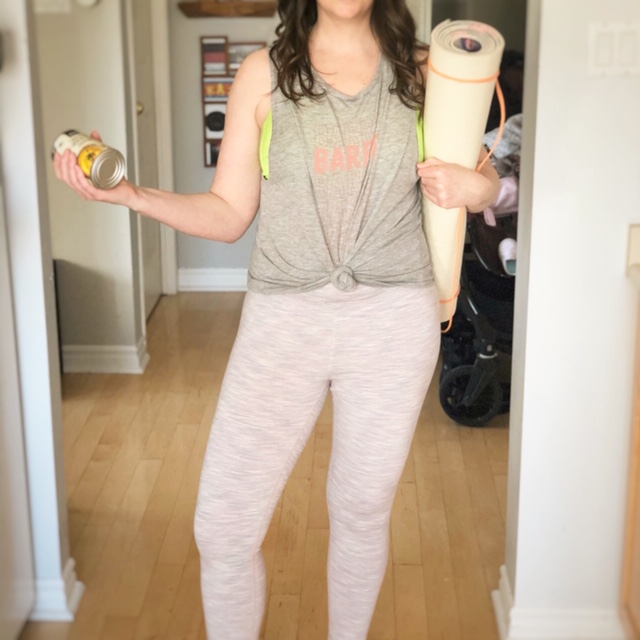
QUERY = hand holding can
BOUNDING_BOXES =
[52,129,125,190]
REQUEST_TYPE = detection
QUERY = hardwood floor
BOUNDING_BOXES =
[19,292,509,640]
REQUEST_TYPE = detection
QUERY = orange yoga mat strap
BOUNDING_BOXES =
[427,57,500,84]
[420,19,505,327]
[477,79,506,173]
[440,283,461,334]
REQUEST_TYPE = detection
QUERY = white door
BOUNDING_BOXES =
[0,179,35,639]
[128,0,163,320]
[406,0,432,42]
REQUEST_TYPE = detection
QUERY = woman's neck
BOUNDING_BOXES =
[309,14,379,59]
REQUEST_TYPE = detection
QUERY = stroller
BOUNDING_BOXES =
[438,114,521,428]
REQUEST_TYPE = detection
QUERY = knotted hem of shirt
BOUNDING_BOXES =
[330,266,356,292]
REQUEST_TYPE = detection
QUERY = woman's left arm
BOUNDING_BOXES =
[417,145,500,213]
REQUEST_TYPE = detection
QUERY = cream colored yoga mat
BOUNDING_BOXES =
[422,20,505,325]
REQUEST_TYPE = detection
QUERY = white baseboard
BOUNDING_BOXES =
[508,608,627,640]
[492,564,626,640]
[178,268,248,292]
[62,336,150,374]
[492,565,514,640]
[29,558,85,622]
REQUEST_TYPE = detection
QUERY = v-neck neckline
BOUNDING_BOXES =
[312,54,384,102]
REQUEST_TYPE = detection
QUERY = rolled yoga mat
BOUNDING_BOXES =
[422,20,505,325]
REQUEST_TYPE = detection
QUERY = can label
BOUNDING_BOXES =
[52,130,107,177]
[52,129,125,189]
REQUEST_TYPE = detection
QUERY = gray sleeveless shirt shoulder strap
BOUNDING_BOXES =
[247,55,434,293]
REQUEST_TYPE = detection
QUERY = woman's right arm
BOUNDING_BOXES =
[53,48,271,244]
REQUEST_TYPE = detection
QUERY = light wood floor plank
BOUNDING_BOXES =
[99,616,137,640]
[67,457,113,548]
[108,423,199,617]
[413,451,462,640]
[483,423,510,477]
[400,448,416,483]
[162,539,204,640]
[67,383,148,542]
[391,482,422,566]
[18,622,71,640]
[179,372,217,425]
[307,465,329,530]
[493,473,509,525]
[438,437,498,640]
[297,528,329,640]
[141,390,189,460]
[394,564,429,640]
[67,460,163,640]
[131,563,184,640]
[459,428,507,592]
[64,414,111,497]
[263,594,299,640]
[291,429,316,480]
[260,499,283,639]
[157,419,211,566]
[62,374,109,456]
[369,555,395,640]
[71,422,158,581]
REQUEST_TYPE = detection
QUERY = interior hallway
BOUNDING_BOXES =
[19,291,509,640]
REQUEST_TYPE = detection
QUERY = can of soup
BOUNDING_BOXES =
[52,130,125,190]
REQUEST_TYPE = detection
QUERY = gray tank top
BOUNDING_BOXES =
[247,55,434,293]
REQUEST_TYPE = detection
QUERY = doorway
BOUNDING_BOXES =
[126,0,163,321]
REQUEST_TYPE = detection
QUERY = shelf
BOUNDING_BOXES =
[178,1,277,17]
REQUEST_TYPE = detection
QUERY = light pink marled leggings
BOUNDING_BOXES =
[194,284,440,639]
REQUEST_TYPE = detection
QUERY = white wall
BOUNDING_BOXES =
[0,0,82,622]
[168,0,278,275]
[35,1,145,365]
[499,0,640,637]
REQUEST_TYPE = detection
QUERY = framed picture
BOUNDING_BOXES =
[227,41,266,74]
[205,140,222,167]
[203,77,233,103]
[204,103,227,141]
[201,36,228,76]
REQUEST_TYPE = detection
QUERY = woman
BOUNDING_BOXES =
[54,0,499,636]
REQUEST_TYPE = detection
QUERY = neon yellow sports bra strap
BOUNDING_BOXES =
[259,110,273,180]
[416,110,425,163]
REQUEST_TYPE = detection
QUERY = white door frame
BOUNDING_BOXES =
[2,0,83,623]
[0,178,35,640]
[124,0,177,336]
[123,0,148,341]
[150,0,178,295]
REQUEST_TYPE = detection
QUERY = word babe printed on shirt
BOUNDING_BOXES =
[313,122,378,175]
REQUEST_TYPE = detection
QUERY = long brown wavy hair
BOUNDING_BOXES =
[269,0,429,110]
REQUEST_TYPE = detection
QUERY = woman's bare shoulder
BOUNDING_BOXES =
[230,47,272,126]
[236,47,271,91]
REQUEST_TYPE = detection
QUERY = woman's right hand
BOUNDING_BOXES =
[52,130,138,208]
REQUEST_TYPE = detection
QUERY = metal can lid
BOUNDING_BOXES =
[90,148,126,190]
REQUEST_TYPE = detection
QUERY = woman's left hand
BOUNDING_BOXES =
[417,156,498,212]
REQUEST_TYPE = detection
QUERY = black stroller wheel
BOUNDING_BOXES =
[439,364,503,427]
